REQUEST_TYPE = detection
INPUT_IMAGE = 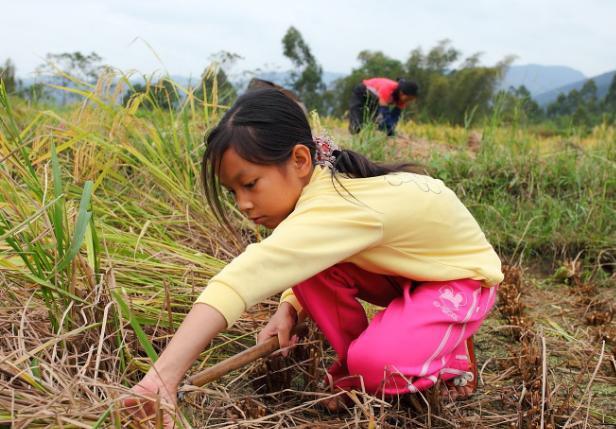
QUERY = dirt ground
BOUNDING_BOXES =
[1,130,614,428]
[178,264,615,428]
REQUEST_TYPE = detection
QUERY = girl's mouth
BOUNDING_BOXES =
[251,216,266,225]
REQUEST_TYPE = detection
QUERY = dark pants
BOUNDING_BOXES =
[348,84,380,134]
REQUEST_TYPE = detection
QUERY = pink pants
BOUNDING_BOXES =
[292,263,498,395]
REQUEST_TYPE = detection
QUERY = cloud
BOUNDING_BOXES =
[2,0,615,78]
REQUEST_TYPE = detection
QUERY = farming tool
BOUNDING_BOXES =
[177,324,307,398]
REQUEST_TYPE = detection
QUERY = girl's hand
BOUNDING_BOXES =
[257,302,299,357]
[123,372,178,428]
[121,303,226,428]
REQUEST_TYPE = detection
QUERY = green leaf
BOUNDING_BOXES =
[56,180,93,272]
[92,404,113,429]
[50,142,65,258]
[112,289,158,362]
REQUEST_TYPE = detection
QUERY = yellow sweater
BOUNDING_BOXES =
[196,166,503,327]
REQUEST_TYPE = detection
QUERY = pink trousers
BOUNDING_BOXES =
[292,263,498,395]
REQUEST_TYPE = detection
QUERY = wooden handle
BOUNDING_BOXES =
[185,324,307,387]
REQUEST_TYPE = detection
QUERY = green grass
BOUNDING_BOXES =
[1,73,614,428]
[2,75,615,332]
[344,120,615,272]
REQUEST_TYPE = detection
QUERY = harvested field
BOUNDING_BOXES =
[1,79,614,427]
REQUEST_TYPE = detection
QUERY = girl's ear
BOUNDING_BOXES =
[291,144,313,177]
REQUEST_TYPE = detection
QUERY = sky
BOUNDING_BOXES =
[2,0,615,80]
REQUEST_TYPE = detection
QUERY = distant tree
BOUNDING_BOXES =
[579,79,598,114]
[423,40,460,74]
[514,85,542,120]
[122,78,180,110]
[418,43,511,124]
[194,51,240,106]
[36,51,103,83]
[330,40,509,125]
[546,79,608,129]
[496,85,543,124]
[572,104,592,128]
[602,74,616,119]
[122,82,147,107]
[423,75,449,121]
[20,82,51,103]
[151,78,180,109]
[446,54,509,124]
[35,51,103,104]
[405,40,462,117]
[195,66,237,106]
[547,93,569,117]
[0,58,17,94]
[356,50,406,77]
[282,26,325,112]
[405,39,512,124]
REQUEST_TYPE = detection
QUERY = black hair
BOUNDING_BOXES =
[396,79,419,100]
[201,88,422,232]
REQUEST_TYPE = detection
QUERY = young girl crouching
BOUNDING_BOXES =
[125,88,503,423]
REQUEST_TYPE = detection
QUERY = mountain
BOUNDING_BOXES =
[497,64,586,96]
[534,70,616,106]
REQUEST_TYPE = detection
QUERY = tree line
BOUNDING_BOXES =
[1,27,615,128]
[279,27,615,128]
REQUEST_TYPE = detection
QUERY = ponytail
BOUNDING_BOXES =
[333,148,426,177]
[326,148,427,205]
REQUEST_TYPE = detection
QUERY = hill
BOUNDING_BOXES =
[497,64,586,96]
[534,69,616,106]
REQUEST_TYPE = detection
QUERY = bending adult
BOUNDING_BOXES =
[349,77,418,136]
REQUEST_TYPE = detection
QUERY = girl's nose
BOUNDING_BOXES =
[236,196,254,212]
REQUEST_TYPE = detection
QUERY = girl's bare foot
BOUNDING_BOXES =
[320,336,479,411]
[321,394,352,413]
[317,373,354,413]
[442,336,478,400]
[442,375,475,400]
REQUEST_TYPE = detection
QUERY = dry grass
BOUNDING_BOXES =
[1,266,614,427]
[1,77,615,428]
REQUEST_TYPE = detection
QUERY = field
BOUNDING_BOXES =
[0,77,614,428]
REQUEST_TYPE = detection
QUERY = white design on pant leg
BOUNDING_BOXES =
[426,288,480,383]
[419,324,453,376]
[462,289,480,322]
[433,286,470,321]
[439,287,465,308]
[442,368,474,387]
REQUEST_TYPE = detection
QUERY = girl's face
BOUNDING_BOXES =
[218,145,314,229]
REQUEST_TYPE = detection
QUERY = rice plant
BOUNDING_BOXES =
[1,72,614,427]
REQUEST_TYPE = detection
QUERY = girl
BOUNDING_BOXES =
[349,77,418,136]
[125,88,502,423]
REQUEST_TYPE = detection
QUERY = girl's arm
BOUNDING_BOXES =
[147,303,226,387]
[124,303,226,423]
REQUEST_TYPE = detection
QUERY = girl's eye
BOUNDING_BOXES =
[243,180,257,189]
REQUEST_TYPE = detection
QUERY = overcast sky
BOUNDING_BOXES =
[2,0,615,79]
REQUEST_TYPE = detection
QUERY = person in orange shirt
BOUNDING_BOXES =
[349,77,418,136]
